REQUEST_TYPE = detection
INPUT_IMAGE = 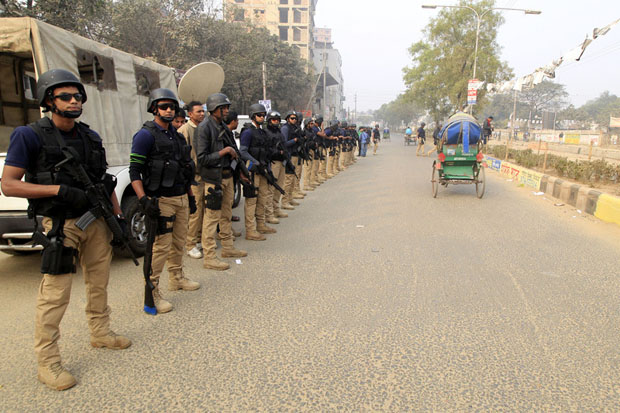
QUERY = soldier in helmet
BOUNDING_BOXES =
[1,69,131,390]
[238,104,273,239]
[281,110,303,210]
[194,93,248,271]
[301,117,317,191]
[263,110,289,219]
[130,88,200,314]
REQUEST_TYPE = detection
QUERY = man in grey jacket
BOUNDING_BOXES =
[195,93,247,271]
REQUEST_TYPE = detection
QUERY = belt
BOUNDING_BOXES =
[222,168,233,179]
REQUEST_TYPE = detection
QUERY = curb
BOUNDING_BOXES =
[483,155,620,228]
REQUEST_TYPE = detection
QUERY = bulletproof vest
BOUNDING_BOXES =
[265,126,285,161]
[26,117,107,218]
[247,124,269,162]
[141,121,195,196]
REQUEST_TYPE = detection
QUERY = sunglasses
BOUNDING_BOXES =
[255,113,266,117]
[157,103,178,111]
[290,117,297,120]
[53,93,84,102]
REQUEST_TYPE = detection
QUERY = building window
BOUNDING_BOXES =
[280,0,288,4]
[134,65,160,96]
[234,0,244,3]
[234,9,244,21]
[76,48,117,91]
[294,0,301,4]
[279,8,288,23]
[293,9,301,23]
[279,26,288,41]
[293,27,301,41]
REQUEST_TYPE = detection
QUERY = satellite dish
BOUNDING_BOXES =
[178,62,225,104]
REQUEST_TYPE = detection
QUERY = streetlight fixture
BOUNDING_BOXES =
[422,4,541,111]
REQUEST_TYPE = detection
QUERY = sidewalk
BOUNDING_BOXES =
[489,140,620,165]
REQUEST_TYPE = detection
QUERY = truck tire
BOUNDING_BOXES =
[115,195,146,258]
[232,179,241,209]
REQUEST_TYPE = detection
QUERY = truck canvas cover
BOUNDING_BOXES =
[0,17,177,166]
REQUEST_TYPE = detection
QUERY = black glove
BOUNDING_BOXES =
[188,195,197,214]
[139,196,160,219]
[57,184,89,209]
[111,217,128,247]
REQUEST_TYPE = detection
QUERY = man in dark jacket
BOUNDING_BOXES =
[194,93,248,271]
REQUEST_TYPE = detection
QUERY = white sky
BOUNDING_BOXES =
[314,0,620,111]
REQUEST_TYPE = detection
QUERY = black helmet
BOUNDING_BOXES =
[295,111,303,120]
[421,122,426,127]
[304,117,313,126]
[284,110,296,120]
[148,88,179,114]
[206,93,231,112]
[37,69,87,109]
[249,103,267,118]
[266,110,281,122]
[330,120,339,128]
[341,121,348,128]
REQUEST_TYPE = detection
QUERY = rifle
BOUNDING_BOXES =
[142,204,158,315]
[55,147,139,267]
[252,162,286,195]
[226,131,258,194]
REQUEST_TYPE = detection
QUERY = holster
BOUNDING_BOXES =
[157,215,176,235]
[205,186,223,210]
[40,235,77,275]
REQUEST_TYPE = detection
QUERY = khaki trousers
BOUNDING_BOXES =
[244,171,269,231]
[150,194,189,287]
[185,178,204,250]
[35,216,113,366]
[416,140,426,156]
[311,155,320,183]
[319,152,327,178]
[292,156,302,193]
[202,177,234,260]
[302,157,313,189]
[270,161,286,215]
[373,141,379,154]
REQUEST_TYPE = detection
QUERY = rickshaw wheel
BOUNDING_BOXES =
[432,163,439,198]
[476,165,486,198]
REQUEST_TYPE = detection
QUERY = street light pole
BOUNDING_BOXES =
[422,5,541,113]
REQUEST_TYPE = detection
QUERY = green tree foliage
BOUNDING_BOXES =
[1,0,312,114]
[578,91,620,130]
[374,94,424,128]
[518,80,568,114]
[403,0,512,121]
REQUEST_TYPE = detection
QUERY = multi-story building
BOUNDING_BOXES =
[312,28,345,120]
[224,0,318,61]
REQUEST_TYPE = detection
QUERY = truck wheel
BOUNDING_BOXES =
[115,195,146,258]
[232,179,241,209]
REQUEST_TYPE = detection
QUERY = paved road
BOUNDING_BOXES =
[2,137,620,410]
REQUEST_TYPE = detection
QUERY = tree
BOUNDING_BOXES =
[403,0,512,121]
[374,94,424,128]
[578,91,620,130]
[518,80,568,116]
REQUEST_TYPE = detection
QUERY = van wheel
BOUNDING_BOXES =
[115,195,146,258]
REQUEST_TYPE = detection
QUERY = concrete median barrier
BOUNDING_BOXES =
[484,155,619,229]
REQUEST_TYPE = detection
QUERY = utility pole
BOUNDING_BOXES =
[262,62,267,101]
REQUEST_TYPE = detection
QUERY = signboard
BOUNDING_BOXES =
[467,89,477,105]
[610,116,620,128]
[259,99,272,113]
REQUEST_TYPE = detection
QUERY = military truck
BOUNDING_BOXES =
[0,17,180,256]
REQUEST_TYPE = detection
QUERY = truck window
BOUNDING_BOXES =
[76,48,117,91]
[0,55,40,152]
[134,65,161,96]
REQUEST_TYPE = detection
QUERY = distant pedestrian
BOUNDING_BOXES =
[416,122,426,156]
[360,127,370,157]
[372,124,381,155]
[428,123,441,156]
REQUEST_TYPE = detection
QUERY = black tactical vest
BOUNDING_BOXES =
[26,117,107,218]
[141,121,195,197]
[264,126,285,161]
[247,124,269,162]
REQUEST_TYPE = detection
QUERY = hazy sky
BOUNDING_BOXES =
[314,0,620,111]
